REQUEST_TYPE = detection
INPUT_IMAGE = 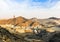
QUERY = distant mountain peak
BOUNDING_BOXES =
[48,17,59,20]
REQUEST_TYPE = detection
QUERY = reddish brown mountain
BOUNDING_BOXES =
[0,16,27,25]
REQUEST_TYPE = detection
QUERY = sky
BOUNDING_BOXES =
[0,0,60,19]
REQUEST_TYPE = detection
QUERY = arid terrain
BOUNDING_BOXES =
[0,16,60,42]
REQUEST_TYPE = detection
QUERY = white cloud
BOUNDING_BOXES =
[0,0,60,19]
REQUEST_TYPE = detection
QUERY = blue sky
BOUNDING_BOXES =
[0,0,60,19]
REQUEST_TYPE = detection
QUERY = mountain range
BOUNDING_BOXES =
[0,16,60,28]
